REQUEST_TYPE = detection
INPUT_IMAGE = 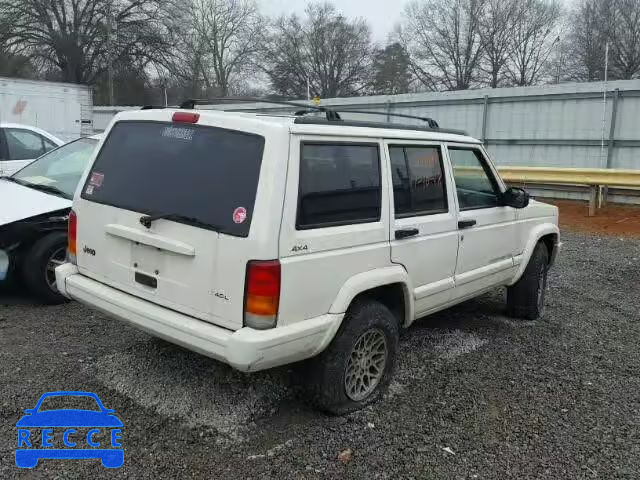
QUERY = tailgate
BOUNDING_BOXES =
[73,118,266,330]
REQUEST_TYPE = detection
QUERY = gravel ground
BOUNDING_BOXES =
[1,231,639,479]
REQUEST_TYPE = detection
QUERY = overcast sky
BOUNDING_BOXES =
[260,0,413,43]
[260,0,574,43]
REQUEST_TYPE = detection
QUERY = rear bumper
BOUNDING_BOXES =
[55,264,342,372]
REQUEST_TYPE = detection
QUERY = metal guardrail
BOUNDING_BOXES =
[496,166,640,216]
[496,166,640,187]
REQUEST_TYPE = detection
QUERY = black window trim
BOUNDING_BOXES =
[80,119,266,238]
[388,143,449,219]
[448,145,504,212]
[296,140,383,231]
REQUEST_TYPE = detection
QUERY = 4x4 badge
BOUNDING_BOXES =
[291,245,308,252]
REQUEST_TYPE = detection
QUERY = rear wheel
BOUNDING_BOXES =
[302,299,399,414]
[21,232,68,305]
[507,242,549,320]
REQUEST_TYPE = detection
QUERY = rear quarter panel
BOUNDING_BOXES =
[277,134,393,326]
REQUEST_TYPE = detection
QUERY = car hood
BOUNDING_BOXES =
[16,410,123,427]
[0,179,71,227]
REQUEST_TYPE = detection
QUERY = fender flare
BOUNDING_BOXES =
[329,265,414,327]
[510,223,559,285]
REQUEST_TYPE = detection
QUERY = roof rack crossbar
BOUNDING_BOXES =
[332,108,439,128]
[179,97,341,121]
[178,97,441,129]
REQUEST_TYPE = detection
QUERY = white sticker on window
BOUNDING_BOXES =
[162,126,194,141]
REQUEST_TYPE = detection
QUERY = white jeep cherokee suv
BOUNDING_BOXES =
[56,106,559,413]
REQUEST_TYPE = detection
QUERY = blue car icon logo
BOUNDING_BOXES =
[15,391,123,468]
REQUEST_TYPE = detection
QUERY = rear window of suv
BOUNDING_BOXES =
[297,143,381,229]
[81,121,265,237]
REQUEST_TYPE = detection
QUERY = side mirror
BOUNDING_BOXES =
[501,187,530,209]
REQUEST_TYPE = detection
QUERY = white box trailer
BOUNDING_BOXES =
[0,77,93,142]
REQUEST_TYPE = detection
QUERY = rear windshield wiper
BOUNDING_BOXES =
[139,212,221,231]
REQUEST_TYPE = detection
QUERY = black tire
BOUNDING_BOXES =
[21,232,68,305]
[507,242,549,320]
[301,299,399,415]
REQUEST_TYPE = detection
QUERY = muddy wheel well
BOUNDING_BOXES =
[352,283,407,328]
[540,233,558,263]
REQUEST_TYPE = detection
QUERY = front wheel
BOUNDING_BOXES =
[302,299,399,414]
[21,232,68,305]
[507,242,549,320]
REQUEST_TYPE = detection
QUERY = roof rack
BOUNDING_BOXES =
[179,97,341,121]
[178,96,442,130]
[335,109,439,128]
[294,116,467,136]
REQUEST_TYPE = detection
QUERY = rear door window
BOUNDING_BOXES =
[82,121,265,237]
[389,145,447,216]
[297,143,381,229]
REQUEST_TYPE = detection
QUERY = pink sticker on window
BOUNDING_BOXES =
[89,172,104,187]
[233,207,247,224]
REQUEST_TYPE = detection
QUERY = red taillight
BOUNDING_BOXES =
[244,260,280,329]
[67,210,77,264]
[172,111,200,123]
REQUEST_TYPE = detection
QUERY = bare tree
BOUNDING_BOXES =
[505,0,561,86]
[398,0,485,91]
[0,1,13,46]
[562,0,608,81]
[165,29,210,99]
[160,3,211,100]
[0,3,34,77]
[608,0,640,79]
[477,0,521,87]
[563,0,640,82]
[568,0,611,81]
[185,0,264,96]
[0,0,178,85]
[262,2,373,98]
